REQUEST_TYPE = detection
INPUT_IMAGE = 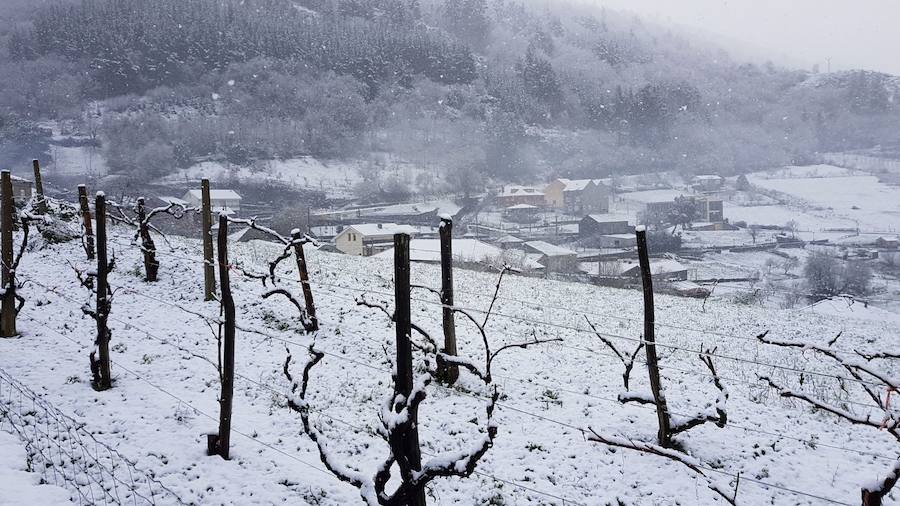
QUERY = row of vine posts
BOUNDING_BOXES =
[0,161,897,505]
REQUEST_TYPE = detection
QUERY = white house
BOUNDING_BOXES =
[182,189,242,214]
[334,223,417,256]
[523,241,579,273]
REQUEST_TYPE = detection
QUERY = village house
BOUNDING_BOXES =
[496,234,524,250]
[691,175,724,192]
[182,189,242,214]
[503,203,540,222]
[596,258,690,281]
[875,236,899,249]
[696,197,725,222]
[495,185,546,207]
[10,175,33,204]
[579,215,632,238]
[544,178,610,214]
[619,189,686,220]
[524,241,579,273]
[334,223,416,256]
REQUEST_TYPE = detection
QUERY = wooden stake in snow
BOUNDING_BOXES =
[78,184,95,260]
[210,213,235,460]
[135,197,160,282]
[393,232,426,506]
[32,159,47,214]
[291,229,317,331]
[201,179,216,301]
[93,192,112,390]
[0,171,16,337]
[437,216,459,384]
[635,225,672,447]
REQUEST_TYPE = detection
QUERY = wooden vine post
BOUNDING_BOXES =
[0,171,17,337]
[77,185,95,260]
[93,192,112,390]
[393,233,426,506]
[291,229,318,331]
[209,213,235,460]
[635,225,672,447]
[32,159,47,214]
[201,179,216,301]
[437,216,458,384]
[135,197,160,281]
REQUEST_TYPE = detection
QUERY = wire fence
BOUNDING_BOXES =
[0,368,186,506]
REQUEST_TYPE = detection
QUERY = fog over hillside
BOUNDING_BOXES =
[0,0,898,194]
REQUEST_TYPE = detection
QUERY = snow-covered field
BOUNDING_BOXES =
[2,225,899,505]
[747,166,900,232]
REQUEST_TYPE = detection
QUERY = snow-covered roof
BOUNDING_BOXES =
[367,200,461,218]
[340,223,416,238]
[555,178,611,192]
[184,189,242,201]
[585,214,631,224]
[497,234,524,244]
[375,239,542,269]
[524,241,577,257]
[506,204,538,210]
[498,185,545,197]
[693,175,723,181]
[614,259,688,276]
[375,239,498,263]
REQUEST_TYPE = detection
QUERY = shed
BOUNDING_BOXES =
[334,223,416,256]
[182,189,242,214]
[579,215,632,238]
[524,241,579,273]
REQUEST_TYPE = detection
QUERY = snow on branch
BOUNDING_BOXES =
[588,430,738,505]
[261,289,317,333]
[757,331,900,503]
[284,267,553,504]
[670,346,729,435]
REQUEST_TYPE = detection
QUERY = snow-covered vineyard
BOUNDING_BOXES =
[1,199,899,506]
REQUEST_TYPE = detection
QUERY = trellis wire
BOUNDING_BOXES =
[0,367,186,506]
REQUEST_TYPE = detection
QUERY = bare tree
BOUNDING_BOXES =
[756,331,900,505]
[587,329,733,502]
[228,216,318,333]
[283,267,559,505]
[106,198,196,281]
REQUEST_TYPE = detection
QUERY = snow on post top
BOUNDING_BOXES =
[635,225,646,233]
[439,213,453,222]
[291,228,301,236]
[96,191,105,197]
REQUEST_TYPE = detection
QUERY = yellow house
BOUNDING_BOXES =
[334,223,416,256]
[544,178,610,214]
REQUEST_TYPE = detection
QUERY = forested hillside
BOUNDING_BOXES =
[1,0,898,187]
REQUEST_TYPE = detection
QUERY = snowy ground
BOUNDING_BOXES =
[0,432,70,505]
[1,224,899,505]
[747,166,900,232]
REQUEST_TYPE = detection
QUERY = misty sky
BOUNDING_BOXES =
[591,0,900,75]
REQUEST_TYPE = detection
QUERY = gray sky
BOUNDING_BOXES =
[589,0,900,75]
